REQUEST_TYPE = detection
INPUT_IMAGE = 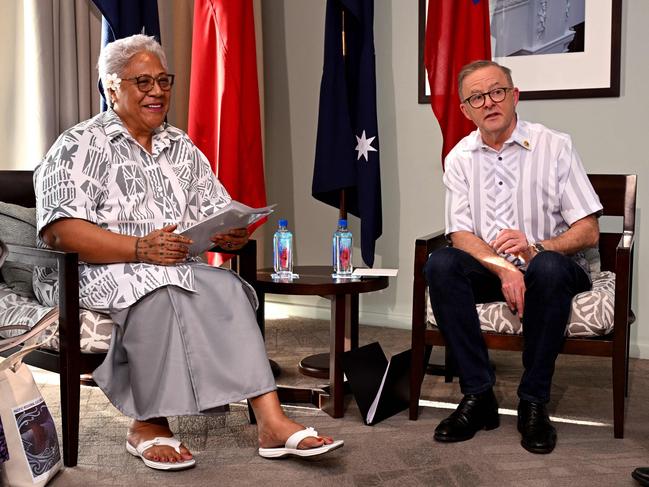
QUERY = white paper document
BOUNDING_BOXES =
[181,201,275,256]
[352,268,398,277]
[366,361,391,424]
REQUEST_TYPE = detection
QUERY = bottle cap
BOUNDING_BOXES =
[338,218,347,227]
[279,219,288,227]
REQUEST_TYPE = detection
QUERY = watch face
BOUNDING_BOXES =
[534,243,545,253]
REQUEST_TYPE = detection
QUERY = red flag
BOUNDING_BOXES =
[425,0,491,165]
[188,0,266,262]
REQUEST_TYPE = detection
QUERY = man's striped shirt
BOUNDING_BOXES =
[443,119,602,270]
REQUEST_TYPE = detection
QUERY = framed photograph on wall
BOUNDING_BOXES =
[418,0,622,102]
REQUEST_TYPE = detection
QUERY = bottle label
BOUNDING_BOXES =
[333,234,353,276]
[339,245,351,270]
[274,232,293,276]
[279,239,290,269]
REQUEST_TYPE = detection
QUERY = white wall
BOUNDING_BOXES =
[261,1,649,358]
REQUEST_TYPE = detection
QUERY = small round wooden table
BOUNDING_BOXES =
[255,265,389,418]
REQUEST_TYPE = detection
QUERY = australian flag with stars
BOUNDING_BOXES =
[313,0,382,268]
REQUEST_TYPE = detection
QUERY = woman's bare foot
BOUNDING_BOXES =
[126,418,193,464]
[258,416,335,450]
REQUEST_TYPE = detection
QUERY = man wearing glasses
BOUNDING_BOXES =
[425,60,602,454]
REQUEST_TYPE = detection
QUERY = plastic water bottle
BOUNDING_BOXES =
[332,218,353,277]
[273,219,293,278]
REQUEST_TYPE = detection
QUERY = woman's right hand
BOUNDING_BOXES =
[135,224,193,265]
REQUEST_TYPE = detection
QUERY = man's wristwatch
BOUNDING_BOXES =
[530,242,546,254]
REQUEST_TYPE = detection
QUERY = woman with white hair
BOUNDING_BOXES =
[34,34,342,471]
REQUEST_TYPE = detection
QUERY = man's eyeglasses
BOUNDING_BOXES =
[123,74,175,93]
[463,87,513,109]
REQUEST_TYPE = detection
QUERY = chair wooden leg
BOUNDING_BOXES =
[247,399,257,425]
[409,340,426,420]
[625,328,631,398]
[612,352,625,438]
[59,363,80,466]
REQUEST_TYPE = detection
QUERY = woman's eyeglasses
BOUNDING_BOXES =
[123,74,175,93]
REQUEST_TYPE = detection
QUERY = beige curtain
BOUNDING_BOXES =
[0,0,101,170]
[158,0,195,132]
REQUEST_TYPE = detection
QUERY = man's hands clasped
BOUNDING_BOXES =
[135,224,193,265]
[490,229,530,259]
[489,228,533,319]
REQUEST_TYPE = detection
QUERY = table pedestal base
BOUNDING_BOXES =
[275,382,352,410]
[297,353,329,379]
[270,359,281,378]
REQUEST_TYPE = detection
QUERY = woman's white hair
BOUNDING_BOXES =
[97,34,168,108]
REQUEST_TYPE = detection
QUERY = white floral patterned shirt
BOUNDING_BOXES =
[33,110,232,313]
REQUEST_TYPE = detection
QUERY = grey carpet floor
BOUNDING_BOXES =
[25,317,649,486]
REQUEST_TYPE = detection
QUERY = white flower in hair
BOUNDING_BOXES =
[106,73,122,91]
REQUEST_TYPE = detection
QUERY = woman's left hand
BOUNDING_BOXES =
[210,227,250,251]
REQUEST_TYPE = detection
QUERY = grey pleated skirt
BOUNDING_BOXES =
[92,264,277,420]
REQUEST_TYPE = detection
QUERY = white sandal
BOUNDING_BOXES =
[126,436,196,471]
[258,427,344,459]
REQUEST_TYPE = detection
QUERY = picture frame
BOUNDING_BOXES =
[418,0,622,103]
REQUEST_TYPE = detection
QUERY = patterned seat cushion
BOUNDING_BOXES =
[426,271,615,337]
[0,283,113,353]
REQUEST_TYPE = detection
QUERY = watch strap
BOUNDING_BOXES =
[531,242,545,253]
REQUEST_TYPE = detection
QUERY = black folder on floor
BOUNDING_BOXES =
[341,342,412,426]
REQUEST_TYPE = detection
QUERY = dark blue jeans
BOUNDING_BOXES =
[425,247,591,404]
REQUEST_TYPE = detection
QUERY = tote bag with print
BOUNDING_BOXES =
[1,239,62,486]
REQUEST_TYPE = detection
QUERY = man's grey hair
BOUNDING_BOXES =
[457,60,514,101]
[97,34,168,108]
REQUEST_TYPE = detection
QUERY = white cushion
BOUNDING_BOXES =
[426,271,615,337]
[0,283,113,353]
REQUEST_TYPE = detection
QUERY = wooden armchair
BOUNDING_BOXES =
[0,170,259,466]
[409,174,637,438]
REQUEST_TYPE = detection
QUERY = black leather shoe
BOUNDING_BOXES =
[632,467,649,486]
[517,400,557,454]
[434,389,499,442]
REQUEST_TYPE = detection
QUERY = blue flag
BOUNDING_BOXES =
[313,0,382,268]
[91,0,161,109]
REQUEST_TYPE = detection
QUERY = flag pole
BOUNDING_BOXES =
[339,8,348,221]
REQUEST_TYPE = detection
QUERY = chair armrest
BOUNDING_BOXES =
[6,243,73,268]
[415,230,448,255]
[5,244,80,359]
[613,230,634,293]
[616,230,634,254]
[612,231,635,336]
[412,230,447,334]
[414,230,447,283]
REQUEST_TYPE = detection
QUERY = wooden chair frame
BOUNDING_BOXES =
[409,174,637,438]
[0,170,259,466]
